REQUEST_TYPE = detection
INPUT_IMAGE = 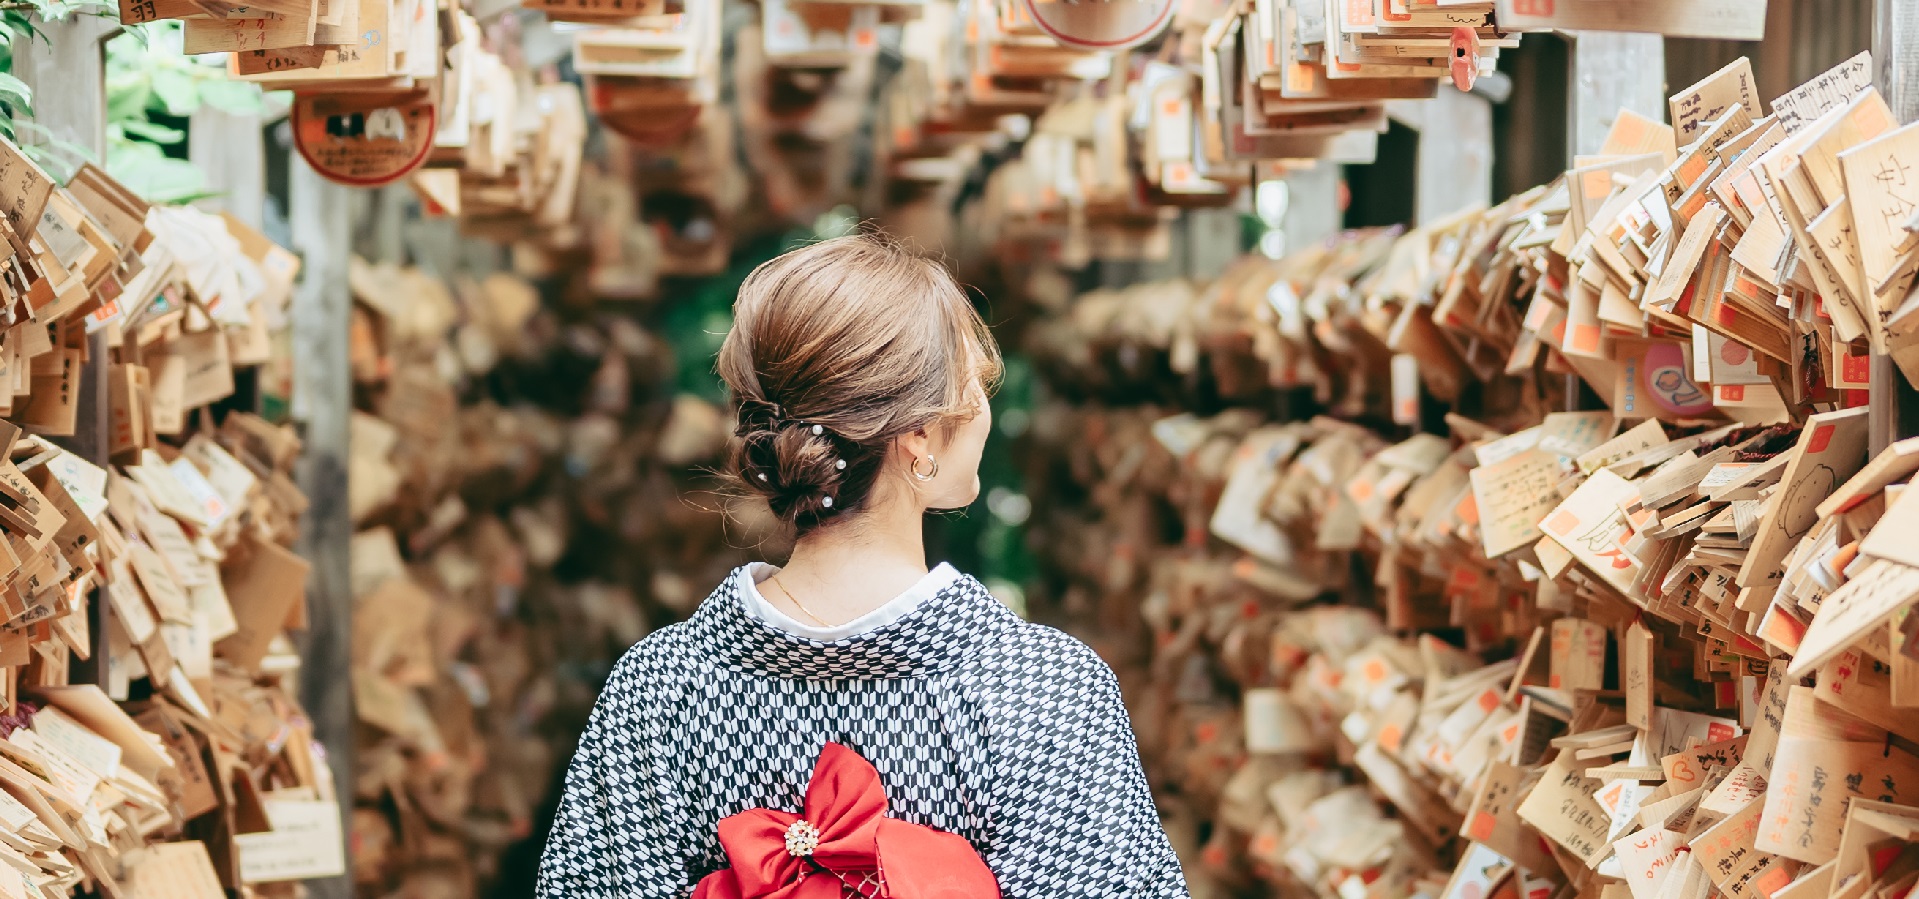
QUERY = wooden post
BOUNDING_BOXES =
[189,106,267,229]
[190,106,269,420]
[15,17,118,466]
[1283,163,1342,251]
[1393,87,1495,225]
[348,185,408,264]
[404,214,463,279]
[289,156,353,899]
[17,17,119,686]
[1872,0,1919,453]
[1568,32,1667,157]
[13,17,114,163]
[1183,207,1243,281]
[1561,31,1664,410]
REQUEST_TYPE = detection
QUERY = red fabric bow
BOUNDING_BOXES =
[691,743,1001,899]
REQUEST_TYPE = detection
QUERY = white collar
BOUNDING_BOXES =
[736,562,963,642]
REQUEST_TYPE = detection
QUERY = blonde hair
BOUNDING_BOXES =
[718,234,1002,533]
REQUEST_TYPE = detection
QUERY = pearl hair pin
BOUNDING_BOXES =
[811,425,823,436]
[835,459,846,470]
[822,496,835,509]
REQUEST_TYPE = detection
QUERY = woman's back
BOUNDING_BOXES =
[534,234,1189,898]
[536,568,1186,897]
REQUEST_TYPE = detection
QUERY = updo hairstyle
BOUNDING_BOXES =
[718,234,1001,534]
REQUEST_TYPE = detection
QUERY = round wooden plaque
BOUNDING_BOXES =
[292,93,438,188]
[1021,0,1177,52]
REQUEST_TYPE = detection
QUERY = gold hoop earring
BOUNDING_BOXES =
[911,454,939,481]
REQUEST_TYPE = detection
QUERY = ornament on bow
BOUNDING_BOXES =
[692,743,1001,899]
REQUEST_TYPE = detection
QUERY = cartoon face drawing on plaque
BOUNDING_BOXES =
[1778,463,1838,539]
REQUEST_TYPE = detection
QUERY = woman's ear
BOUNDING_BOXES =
[894,429,933,464]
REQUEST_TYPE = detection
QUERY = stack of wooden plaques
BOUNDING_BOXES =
[1016,54,1919,899]
[343,259,755,895]
[570,110,751,298]
[570,2,750,276]
[572,3,717,151]
[0,408,342,899]
[872,0,1525,267]
[414,14,590,244]
[218,0,445,196]
[157,0,595,227]
[0,137,347,896]
[880,0,1164,261]
[732,0,902,239]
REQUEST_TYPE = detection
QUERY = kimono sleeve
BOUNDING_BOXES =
[536,645,699,898]
[983,632,1190,899]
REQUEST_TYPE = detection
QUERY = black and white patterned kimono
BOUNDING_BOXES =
[535,567,1189,899]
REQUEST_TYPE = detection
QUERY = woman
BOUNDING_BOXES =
[536,235,1188,898]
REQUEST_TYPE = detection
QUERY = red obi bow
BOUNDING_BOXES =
[691,743,1001,899]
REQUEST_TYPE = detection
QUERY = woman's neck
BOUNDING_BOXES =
[771,493,931,627]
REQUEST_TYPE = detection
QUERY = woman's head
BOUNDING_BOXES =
[719,234,1001,535]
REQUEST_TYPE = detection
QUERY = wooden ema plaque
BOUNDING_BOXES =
[291,91,437,187]
[1021,0,1175,51]
[586,79,703,147]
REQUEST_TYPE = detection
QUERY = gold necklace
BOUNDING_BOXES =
[765,577,831,627]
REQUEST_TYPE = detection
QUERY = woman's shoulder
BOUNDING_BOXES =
[606,570,754,681]
[598,620,708,708]
[961,620,1139,758]
[965,617,1122,701]
[979,618,1109,667]
[919,572,1109,676]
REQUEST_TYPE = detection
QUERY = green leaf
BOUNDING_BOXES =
[119,118,183,144]
[148,65,198,116]
[0,72,30,116]
[105,134,161,162]
[3,11,39,44]
[105,76,150,122]
[33,0,74,22]
[196,77,261,115]
[146,19,181,53]
[13,121,97,165]
[22,142,79,182]
[107,139,206,202]
[106,37,156,119]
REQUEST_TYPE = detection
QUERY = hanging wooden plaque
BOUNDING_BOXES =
[1021,0,1176,51]
[290,92,437,187]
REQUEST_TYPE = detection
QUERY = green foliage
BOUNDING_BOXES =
[0,1,269,203]
[106,138,211,201]
[103,22,266,202]
[0,73,29,115]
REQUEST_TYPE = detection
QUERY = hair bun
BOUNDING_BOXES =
[736,414,851,528]
[734,397,789,437]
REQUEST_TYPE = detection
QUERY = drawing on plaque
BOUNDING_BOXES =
[1779,464,1838,539]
